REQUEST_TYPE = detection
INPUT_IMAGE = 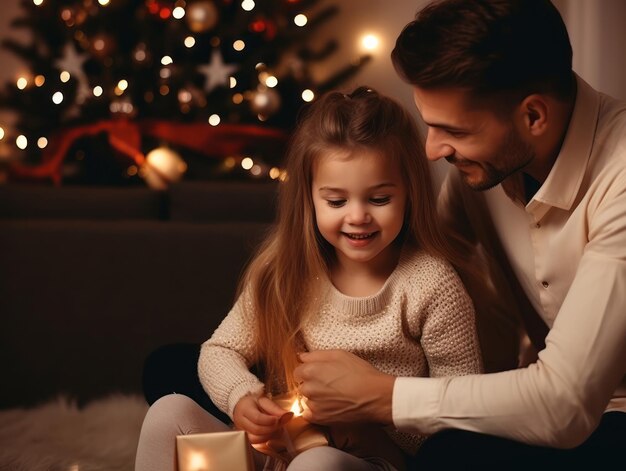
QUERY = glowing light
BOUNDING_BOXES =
[16,77,28,90]
[250,164,262,176]
[161,55,173,65]
[241,0,255,11]
[52,92,64,104]
[233,40,245,52]
[127,165,138,176]
[98,0,110,5]
[37,137,48,149]
[172,6,185,19]
[0,127,4,140]
[269,167,280,179]
[93,38,106,52]
[184,36,196,48]
[114,87,124,96]
[160,68,171,79]
[34,75,45,87]
[229,77,237,88]
[135,49,146,61]
[241,157,254,170]
[160,85,170,96]
[224,156,236,168]
[16,135,28,150]
[290,398,304,416]
[178,89,192,103]
[33,0,44,6]
[294,14,307,27]
[187,451,208,471]
[208,114,221,126]
[361,34,380,51]
[93,86,103,97]
[265,76,278,88]
[60,71,71,83]
[301,89,314,102]
[232,93,243,104]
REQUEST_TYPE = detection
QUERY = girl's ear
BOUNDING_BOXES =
[518,94,549,137]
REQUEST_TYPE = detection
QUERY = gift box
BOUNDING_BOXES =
[176,430,254,471]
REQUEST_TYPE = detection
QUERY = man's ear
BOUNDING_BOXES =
[519,94,549,136]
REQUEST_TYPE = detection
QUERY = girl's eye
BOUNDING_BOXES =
[448,130,467,138]
[370,196,391,206]
[327,199,346,208]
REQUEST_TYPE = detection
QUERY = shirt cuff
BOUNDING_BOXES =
[392,376,446,434]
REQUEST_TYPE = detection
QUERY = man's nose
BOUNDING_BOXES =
[425,128,454,162]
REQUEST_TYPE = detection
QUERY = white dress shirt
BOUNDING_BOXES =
[392,76,626,448]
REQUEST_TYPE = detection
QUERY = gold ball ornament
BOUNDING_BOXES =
[186,1,219,33]
[250,88,281,117]
[141,147,188,190]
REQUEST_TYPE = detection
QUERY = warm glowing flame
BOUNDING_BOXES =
[290,397,304,416]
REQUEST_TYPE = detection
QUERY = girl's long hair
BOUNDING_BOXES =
[239,87,467,393]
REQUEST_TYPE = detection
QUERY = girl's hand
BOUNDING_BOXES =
[233,395,293,444]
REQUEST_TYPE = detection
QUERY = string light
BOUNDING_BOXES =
[241,0,255,11]
[161,56,173,65]
[265,76,278,88]
[233,40,245,51]
[34,75,45,87]
[361,34,380,51]
[269,167,280,179]
[16,135,28,150]
[117,79,129,91]
[52,92,64,104]
[294,14,307,27]
[232,93,243,104]
[301,89,314,102]
[60,71,71,83]
[0,127,4,140]
[33,0,44,5]
[160,68,171,79]
[208,114,221,126]
[241,157,253,170]
[98,0,110,5]
[16,77,28,90]
[37,137,48,149]
[172,6,185,19]
[184,36,196,48]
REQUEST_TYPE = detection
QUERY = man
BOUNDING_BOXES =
[293,0,626,466]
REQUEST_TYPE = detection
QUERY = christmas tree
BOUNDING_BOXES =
[0,0,370,186]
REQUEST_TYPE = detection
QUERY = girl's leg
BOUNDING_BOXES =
[286,447,397,471]
[135,393,229,471]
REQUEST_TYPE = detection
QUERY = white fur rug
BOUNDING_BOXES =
[0,394,148,471]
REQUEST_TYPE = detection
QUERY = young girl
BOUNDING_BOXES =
[135,87,482,471]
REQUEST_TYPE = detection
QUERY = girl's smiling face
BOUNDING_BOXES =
[312,147,407,273]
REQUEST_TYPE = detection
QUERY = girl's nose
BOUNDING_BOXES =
[346,203,371,225]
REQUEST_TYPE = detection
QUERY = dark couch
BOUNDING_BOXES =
[0,181,278,409]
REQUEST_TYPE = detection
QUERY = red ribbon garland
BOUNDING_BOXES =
[9,119,289,185]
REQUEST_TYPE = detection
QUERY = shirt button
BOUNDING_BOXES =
[541,281,549,288]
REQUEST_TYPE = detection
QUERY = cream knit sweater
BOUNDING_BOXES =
[198,249,482,455]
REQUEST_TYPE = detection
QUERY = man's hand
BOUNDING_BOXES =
[233,395,293,444]
[293,350,396,426]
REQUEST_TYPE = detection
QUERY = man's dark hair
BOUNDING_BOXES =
[391,0,575,106]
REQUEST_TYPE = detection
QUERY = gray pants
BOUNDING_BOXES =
[135,394,397,471]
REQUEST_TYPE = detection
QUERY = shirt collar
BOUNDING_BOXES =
[527,75,600,212]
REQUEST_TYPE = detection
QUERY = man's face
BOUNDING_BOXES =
[413,86,535,191]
